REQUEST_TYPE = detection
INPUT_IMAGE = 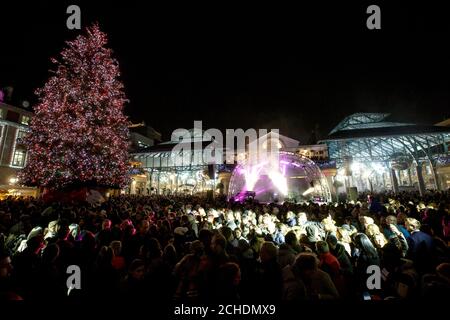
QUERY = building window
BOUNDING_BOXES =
[12,149,26,167]
[21,115,30,125]
[137,140,149,148]
[17,130,27,143]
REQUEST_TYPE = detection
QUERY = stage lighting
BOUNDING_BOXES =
[268,170,288,195]
[302,187,315,196]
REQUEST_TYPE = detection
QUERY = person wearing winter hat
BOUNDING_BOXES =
[16,226,44,253]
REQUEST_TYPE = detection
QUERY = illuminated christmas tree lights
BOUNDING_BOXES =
[20,24,130,190]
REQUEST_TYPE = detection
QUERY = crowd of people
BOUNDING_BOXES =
[0,190,449,302]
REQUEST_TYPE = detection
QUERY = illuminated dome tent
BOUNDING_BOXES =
[228,151,331,203]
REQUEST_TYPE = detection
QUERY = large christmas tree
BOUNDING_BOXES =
[20,25,130,190]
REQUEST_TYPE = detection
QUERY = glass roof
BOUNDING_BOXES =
[329,113,413,134]
[324,113,450,165]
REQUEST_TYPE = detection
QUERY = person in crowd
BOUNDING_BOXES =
[219,226,235,252]
[235,238,259,301]
[286,211,297,227]
[422,262,450,299]
[326,234,353,275]
[405,217,436,273]
[257,241,283,302]
[96,219,113,247]
[210,233,231,266]
[278,231,300,268]
[384,215,410,239]
[142,237,173,302]
[353,233,380,295]
[322,216,337,238]
[283,252,339,301]
[110,240,126,272]
[316,240,346,295]
[174,240,204,302]
[336,227,353,256]
[230,228,244,248]
[365,224,388,250]
[273,223,287,245]
[124,219,151,263]
[35,243,63,300]
[383,224,409,258]
[44,220,59,242]
[215,262,241,301]
[163,243,178,271]
[119,258,146,300]
[197,233,232,302]
[359,216,375,233]
[0,248,22,300]
[342,216,359,234]
[0,191,448,302]
[12,234,45,298]
[92,246,119,298]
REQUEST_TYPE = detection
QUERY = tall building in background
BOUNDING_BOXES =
[127,123,162,194]
[0,101,35,196]
[129,122,162,151]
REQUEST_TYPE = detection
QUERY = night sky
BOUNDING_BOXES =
[1,1,449,142]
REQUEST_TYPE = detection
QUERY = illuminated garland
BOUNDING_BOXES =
[19,24,130,189]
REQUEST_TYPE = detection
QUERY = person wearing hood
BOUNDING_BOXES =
[316,241,344,294]
[326,234,353,275]
[44,220,59,242]
[69,223,82,242]
[16,226,43,253]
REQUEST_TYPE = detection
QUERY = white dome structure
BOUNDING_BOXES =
[228,151,331,203]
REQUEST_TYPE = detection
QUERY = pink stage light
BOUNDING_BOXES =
[268,169,288,195]
[229,151,331,203]
[243,162,266,191]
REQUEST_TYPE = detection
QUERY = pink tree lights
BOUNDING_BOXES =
[19,24,130,190]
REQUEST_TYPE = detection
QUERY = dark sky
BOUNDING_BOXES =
[1,1,449,142]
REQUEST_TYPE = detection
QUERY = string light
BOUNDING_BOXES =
[19,24,130,189]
